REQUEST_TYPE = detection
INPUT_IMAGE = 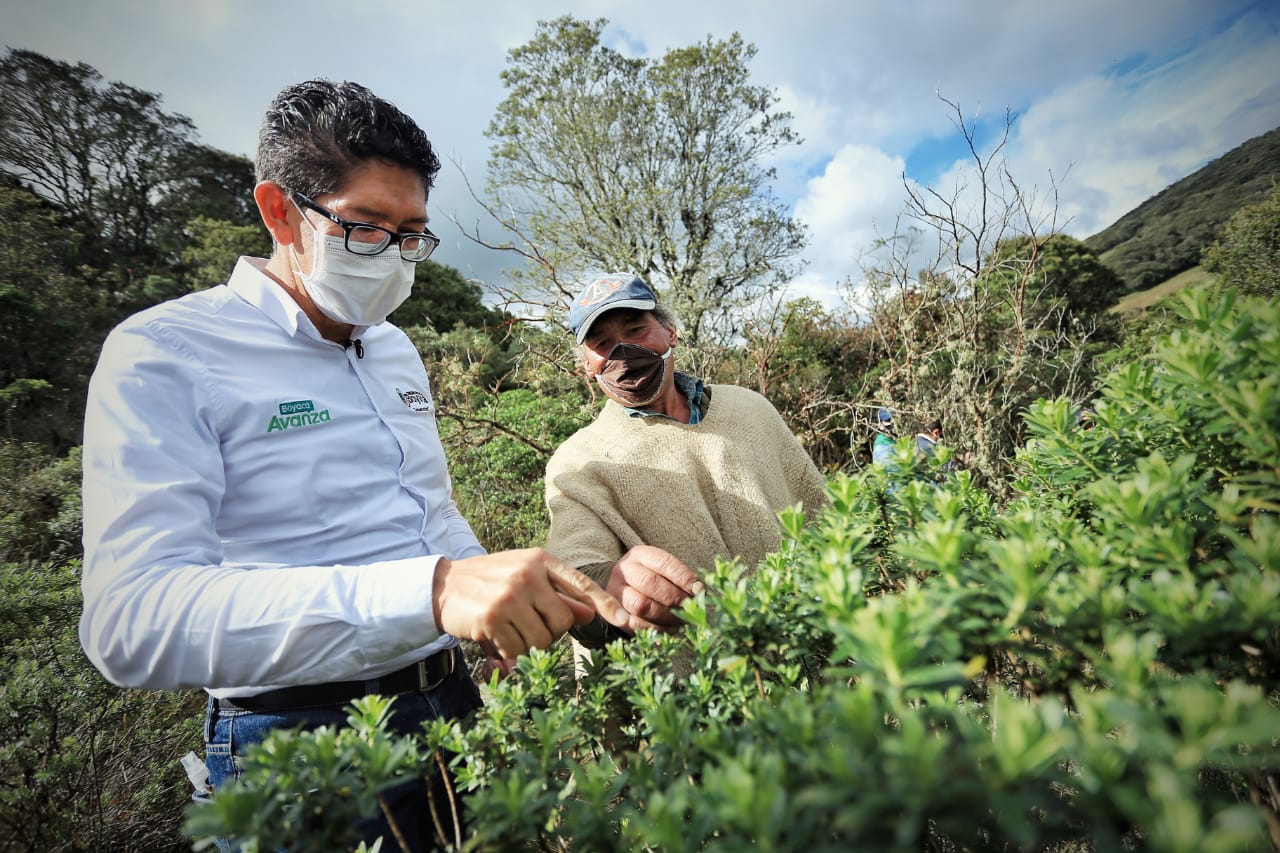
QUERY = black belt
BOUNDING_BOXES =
[216,645,462,713]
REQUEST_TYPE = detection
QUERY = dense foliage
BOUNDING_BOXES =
[1085,125,1280,294]
[187,285,1280,851]
[0,49,258,287]
[0,49,258,450]
[0,445,202,852]
[1203,183,1280,299]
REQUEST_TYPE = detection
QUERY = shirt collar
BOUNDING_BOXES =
[227,257,369,343]
[625,372,710,423]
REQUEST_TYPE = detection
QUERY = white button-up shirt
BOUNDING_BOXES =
[80,258,484,697]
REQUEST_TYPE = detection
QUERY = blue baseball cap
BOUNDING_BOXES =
[569,274,658,343]
[877,408,893,422]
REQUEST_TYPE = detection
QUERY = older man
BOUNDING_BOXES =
[544,274,828,648]
[80,80,626,850]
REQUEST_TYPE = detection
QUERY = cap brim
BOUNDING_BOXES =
[574,297,658,343]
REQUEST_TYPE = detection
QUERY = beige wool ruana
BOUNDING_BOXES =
[544,384,828,586]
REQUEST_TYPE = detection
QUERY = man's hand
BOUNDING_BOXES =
[606,545,703,633]
[434,548,630,661]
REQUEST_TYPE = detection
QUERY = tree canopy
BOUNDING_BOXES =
[1203,182,1280,298]
[0,48,256,285]
[484,16,806,346]
[391,262,507,332]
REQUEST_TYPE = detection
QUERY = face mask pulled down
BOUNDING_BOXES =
[292,229,414,327]
[594,342,672,408]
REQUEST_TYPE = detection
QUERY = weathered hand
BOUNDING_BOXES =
[479,639,518,682]
[433,548,630,660]
[606,545,704,633]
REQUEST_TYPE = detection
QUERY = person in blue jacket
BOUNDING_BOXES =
[872,407,897,468]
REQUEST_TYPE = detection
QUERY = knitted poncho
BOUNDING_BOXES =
[544,384,828,584]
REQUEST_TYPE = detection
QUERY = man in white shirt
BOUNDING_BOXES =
[79,79,629,850]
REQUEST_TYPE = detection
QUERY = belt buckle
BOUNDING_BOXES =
[416,648,455,692]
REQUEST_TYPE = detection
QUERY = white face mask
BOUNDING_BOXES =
[292,227,415,327]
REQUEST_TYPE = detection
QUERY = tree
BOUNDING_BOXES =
[179,217,271,291]
[982,233,1125,318]
[1203,182,1280,298]
[161,144,259,230]
[390,261,506,332]
[481,17,806,348]
[0,180,111,447]
[854,100,1109,489]
[0,49,253,286]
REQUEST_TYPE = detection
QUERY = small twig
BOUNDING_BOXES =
[438,749,463,851]
[377,792,413,853]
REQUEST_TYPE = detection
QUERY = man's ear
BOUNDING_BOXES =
[666,323,678,349]
[254,181,298,248]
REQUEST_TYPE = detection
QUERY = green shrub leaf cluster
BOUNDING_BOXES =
[190,284,1280,851]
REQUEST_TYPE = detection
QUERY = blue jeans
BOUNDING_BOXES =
[202,663,483,852]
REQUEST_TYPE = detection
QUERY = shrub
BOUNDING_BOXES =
[190,285,1279,851]
[1203,183,1280,298]
[439,387,594,552]
[0,558,204,852]
[0,443,83,565]
[0,443,204,852]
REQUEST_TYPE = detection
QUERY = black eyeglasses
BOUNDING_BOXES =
[292,192,439,262]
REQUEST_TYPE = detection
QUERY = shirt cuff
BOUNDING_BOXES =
[569,614,633,649]
[350,554,445,662]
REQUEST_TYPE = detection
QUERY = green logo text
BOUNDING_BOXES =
[268,399,331,432]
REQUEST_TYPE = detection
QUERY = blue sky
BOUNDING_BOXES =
[4,0,1279,307]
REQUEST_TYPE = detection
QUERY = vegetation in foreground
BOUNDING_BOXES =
[187,285,1280,851]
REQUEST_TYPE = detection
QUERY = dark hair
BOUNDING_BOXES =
[256,79,440,198]
[926,419,942,434]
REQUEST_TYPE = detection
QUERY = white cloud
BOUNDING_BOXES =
[787,144,907,308]
[1002,7,1280,237]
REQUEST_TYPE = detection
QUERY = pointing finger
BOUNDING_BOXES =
[545,558,631,629]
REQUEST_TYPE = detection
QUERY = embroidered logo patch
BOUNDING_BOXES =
[397,387,433,413]
[577,275,628,307]
[266,399,332,432]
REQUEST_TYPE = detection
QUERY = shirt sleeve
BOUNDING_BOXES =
[79,322,446,692]
[543,452,625,576]
[443,498,487,559]
[751,391,828,517]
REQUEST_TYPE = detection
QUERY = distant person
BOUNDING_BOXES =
[79,79,628,851]
[915,419,943,460]
[872,407,897,468]
[544,274,829,650]
[916,418,965,476]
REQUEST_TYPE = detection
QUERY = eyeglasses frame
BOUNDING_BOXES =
[291,191,439,262]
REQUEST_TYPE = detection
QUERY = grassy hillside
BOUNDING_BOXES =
[1085,126,1280,294]
[1109,265,1217,314]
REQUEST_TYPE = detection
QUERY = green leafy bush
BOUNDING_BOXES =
[189,285,1279,851]
[0,443,204,852]
[439,386,593,552]
[0,558,204,852]
[1203,183,1280,298]
[183,696,423,853]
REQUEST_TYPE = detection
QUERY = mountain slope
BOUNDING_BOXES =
[1085,126,1280,293]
